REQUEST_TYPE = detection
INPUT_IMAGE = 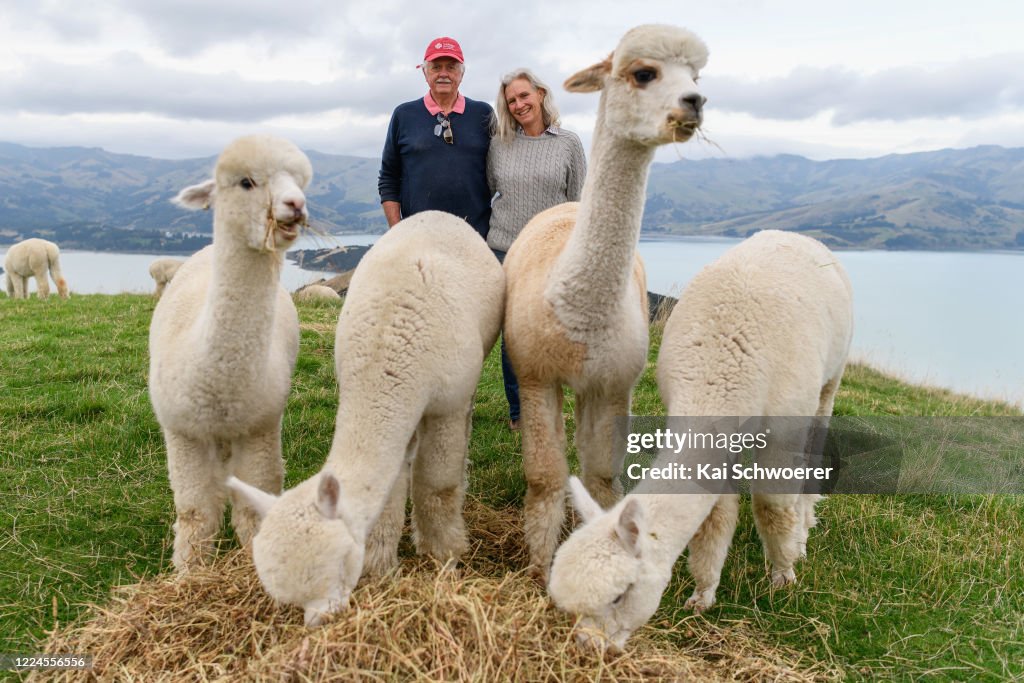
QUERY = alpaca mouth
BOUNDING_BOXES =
[276,222,300,237]
[666,115,700,141]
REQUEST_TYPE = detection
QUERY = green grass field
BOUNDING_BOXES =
[1,294,1021,680]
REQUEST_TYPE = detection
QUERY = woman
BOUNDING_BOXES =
[488,69,587,431]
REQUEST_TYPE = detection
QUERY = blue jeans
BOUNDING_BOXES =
[491,249,521,421]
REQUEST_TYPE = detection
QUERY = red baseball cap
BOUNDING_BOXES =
[423,37,464,63]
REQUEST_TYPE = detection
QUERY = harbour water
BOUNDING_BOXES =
[2,235,1021,408]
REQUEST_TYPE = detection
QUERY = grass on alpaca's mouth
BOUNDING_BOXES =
[34,500,838,683]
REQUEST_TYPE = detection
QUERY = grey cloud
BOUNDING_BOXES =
[109,0,336,56]
[707,54,1024,124]
[0,52,406,121]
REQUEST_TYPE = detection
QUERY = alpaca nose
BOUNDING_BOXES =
[285,196,306,219]
[680,93,706,117]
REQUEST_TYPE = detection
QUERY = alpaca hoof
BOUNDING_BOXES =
[527,563,549,586]
[362,551,399,578]
[684,591,715,614]
[771,568,797,587]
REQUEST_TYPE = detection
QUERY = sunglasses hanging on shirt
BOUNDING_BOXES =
[434,113,454,144]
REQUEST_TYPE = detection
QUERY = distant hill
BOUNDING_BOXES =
[644,146,1024,249]
[1,141,1023,251]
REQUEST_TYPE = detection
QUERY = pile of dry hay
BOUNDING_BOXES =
[35,501,838,682]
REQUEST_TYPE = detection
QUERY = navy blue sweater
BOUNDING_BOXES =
[378,97,494,238]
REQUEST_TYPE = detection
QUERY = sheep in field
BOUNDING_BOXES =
[229,211,504,626]
[148,258,185,299]
[4,238,69,299]
[502,24,709,581]
[149,135,310,572]
[294,284,341,301]
[547,230,854,652]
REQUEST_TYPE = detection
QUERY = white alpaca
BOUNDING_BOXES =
[228,211,504,626]
[502,24,709,580]
[149,135,311,572]
[294,284,340,301]
[4,238,69,299]
[548,230,854,652]
[148,258,185,299]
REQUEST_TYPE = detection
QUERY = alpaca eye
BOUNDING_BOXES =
[240,177,256,190]
[632,69,658,85]
[612,583,633,606]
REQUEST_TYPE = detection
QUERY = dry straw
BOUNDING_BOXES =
[34,500,838,682]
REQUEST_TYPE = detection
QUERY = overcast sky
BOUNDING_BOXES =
[2,0,1022,163]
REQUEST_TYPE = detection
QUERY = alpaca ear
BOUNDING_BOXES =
[568,476,604,523]
[564,54,612,93]
[316,472,342,520]
[317,472,360,535]
[226,476,278,520]
[614,499,645,557]
[173,179,216,210]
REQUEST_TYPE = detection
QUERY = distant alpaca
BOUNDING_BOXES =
[294,284,341,301]
[502,24,709,580]
[548,230,854,652]
[4,238,69,299]
[148,258,185,298]
[149,135,311,572]
[229,211,504,626]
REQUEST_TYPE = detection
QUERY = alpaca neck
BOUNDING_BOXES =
[322,388,430,540]
[200,225,283,368]
[631,492,717,569]
[548,105,653,330]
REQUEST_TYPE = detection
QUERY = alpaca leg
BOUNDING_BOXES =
[33,267,50,299]
[685,494,739,613]
[411,407,472,563]
[166,431,226,571]
[154,281,166,298]
[9,274,26,299]
[795,494,822,558]
[521,382,568,581]
[365,433,415,577]
[228,429,284,546]
[575,391,629,509]
[752,492,804,586]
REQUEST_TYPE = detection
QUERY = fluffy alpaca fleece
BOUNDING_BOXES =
[502,24,709,580]
[149,135,311,572]
[148,258,185,299]
[4,238,69,299]
[229,211,504,626]
[548,230,854,652]
[294,284,341,301]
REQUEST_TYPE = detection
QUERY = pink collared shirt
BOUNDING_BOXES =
[423,92,466,115]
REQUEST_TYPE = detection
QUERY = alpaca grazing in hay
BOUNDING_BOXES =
[229,211,504,626]
[548,230,854,652]
[502,24,709,581]
[148,258,185,299]
[4,238,69,299]
[149,135,310,573]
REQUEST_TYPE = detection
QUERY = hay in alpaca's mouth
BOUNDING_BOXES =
[263,203,308,251]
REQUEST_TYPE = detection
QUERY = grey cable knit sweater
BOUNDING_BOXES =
[486,127,587,252]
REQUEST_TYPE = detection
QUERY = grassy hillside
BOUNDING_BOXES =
[0,294,1021,680]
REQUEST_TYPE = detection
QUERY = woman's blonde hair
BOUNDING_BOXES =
[493,68,561,142]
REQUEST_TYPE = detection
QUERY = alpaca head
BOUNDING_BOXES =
[227,472,364,627]
[564,24,708,146]
[56,278,69,299]
[173,135,313,252]
[547,477,670,653]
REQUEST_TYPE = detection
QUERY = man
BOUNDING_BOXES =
[378,37,493,238]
